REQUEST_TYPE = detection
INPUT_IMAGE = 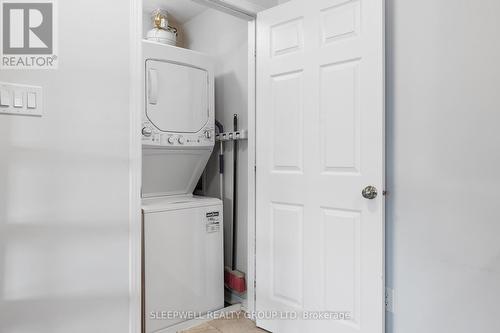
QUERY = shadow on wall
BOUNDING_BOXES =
[385,0,500,332]
[203,70,248,271]
[0,142,130,333]
[0,0,133,331]
[0,116,10,333]
[384,0,396,332]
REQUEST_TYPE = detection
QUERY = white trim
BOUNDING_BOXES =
[192,0,265,19]
[381,2,387,332]
[221,0,266,12]
[225,290,248,308]
[129,0,143,332]
[246,19,257,318]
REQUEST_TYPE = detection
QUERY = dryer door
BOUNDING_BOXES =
[146,59,209,133]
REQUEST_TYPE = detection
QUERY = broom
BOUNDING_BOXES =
[224,114,246,294]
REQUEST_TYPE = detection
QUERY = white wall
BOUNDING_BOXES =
[0,0,131,332]
[182,9,250,276]
[386,1,500,332]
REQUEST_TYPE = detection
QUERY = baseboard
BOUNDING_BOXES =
[225,289,248,310]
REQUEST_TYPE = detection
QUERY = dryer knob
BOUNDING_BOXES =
[168,136,176,144]
[142,127,153,137]
[178,136,186,145]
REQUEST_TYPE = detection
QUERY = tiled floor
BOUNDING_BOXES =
[181,313,268,333]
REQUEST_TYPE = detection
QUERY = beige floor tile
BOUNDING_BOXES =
[180,322,221,333]
[182,313,267,333]
[209,317,254,332]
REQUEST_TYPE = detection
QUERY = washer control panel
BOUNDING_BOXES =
[141,121,215,148]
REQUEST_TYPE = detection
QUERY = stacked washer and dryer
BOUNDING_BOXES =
[141,40,224,333]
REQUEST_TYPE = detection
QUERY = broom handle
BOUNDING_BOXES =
[232,114,238,271]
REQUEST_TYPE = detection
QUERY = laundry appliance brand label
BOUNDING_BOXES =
[205,211,220,233]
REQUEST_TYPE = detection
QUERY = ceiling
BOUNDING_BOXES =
[143,0,280,24]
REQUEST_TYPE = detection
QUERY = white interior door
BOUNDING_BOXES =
[255,0,385,332]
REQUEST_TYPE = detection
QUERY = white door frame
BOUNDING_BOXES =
[128,2,259,332]
[129,0,143,332]
[246,18,257,317]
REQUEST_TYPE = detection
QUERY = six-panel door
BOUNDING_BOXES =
[256,0,385,332]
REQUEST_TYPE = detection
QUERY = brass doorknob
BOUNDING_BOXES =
[362,186,378,200]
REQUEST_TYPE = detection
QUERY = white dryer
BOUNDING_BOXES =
[142,40,215,198]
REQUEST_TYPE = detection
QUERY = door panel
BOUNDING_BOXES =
[320,59,360,173]
[256,0,385,332]
[271,70,304,172]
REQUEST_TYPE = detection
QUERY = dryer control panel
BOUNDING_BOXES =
[142,121,215,148]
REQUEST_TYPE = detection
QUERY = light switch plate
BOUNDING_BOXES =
[0,82,43,117]
[0,88,11,106]
[27,92,37,109]
[14,90,23,108]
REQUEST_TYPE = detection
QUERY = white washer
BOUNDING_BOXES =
[143,196,224,333]
[142,40,215,198]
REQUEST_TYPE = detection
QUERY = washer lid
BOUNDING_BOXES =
[142,196,222,213]
[146,59,209,133]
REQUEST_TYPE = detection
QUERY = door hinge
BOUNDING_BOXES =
[385,287,395,313]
